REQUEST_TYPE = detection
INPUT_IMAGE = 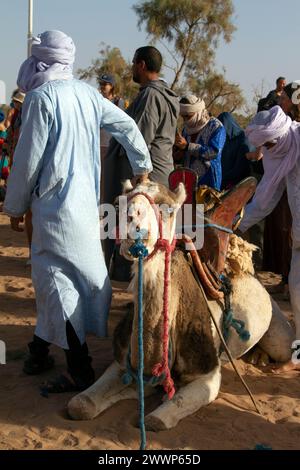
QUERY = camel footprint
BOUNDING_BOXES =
[5,284,25,293]
[62,433,79,447]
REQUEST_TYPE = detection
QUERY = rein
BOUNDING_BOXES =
[126,191,176,399]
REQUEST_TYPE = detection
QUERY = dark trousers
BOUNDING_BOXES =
[104,239,132,282]
[28,321,94,383]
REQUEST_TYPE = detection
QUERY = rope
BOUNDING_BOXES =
[180,223,233,234]
[189,260,262,415]
[126,190,176,399]
[151,237,176,400]
[219,274,250,344]
[128,230,148,450]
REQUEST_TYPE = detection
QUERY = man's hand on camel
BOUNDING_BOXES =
[131,173,149,188]
[10,216,24,232]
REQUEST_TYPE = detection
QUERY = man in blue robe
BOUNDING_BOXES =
[3,31,152,392]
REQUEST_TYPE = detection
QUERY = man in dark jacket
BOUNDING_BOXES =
[257,76,286,112]
[103,46,179,275]
[128,46,179,185]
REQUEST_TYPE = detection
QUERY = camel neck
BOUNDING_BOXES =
[130,252,166,374]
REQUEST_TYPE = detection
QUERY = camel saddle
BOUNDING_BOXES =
[169,169,257,275]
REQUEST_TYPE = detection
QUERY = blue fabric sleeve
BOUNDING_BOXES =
[198,126,226,160]
[186,125,226,161]
[100,95,153,176]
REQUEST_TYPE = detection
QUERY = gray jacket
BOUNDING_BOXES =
[103,80,179,205]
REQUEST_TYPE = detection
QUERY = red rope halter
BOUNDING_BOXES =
[126,191,176,399]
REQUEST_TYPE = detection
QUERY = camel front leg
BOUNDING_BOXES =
[145,365,221,431]
[68,361,137,420]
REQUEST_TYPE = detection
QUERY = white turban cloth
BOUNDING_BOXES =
[245,105,292,147]
[17,30,76,92]
[245,105,300,210]
[180,95,210,135]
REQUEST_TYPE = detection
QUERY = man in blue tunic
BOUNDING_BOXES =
[3,31,152,392]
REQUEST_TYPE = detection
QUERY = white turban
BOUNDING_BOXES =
[245,106,291,147]
[180,95,210,135]
[245,106,300,211]
[17,30,76,92]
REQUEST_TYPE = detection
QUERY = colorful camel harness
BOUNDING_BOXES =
[122,189,250,392]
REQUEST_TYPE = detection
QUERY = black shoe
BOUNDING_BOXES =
[23,354,55,375]
[40,371,95,397]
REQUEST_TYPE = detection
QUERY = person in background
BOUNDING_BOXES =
[261,81,300,294]
[5,91,25,168]
[99,73,125,162]
[280,80,300,121]
[0,109,5,131]
[3,30,152,393]
[257,76,286,112]
[218,112,252,190]
[103,46,179,278]
[239,106,300,373]
[174,95,225,191]
[98,73,125,110]
[4,91,33,263]
[0,110,8,195]
[246,78,286,270]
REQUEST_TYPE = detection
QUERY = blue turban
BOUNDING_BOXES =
[17,30,76,92]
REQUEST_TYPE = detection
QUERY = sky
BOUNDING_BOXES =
[1,0,300,107]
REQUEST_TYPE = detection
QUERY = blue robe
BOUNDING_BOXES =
[218,112,253,189]
[3,79,152,349]
[183,118,225,191]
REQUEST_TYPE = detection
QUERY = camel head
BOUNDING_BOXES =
[119,180,186,261]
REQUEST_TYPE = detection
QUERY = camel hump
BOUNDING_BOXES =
[206,177,257,229]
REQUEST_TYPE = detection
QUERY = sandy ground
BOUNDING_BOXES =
[0,211,300,450]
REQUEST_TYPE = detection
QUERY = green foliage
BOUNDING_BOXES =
[133,0,236,89]
[77,43,138,101]
[185,69,245,116]
[79,1,246,113]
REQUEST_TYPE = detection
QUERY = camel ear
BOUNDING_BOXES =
[122,179,133,194]
[173,182,186,208]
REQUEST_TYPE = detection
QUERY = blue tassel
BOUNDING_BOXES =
[231,319,250,342]
[129,240,148,259]
[122,372,133,385]
[254,444,272,450]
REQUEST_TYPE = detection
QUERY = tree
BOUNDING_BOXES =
[186,69,245,116]
[77,43,138,101]
[133,0,236,90]
[235,80,272,127]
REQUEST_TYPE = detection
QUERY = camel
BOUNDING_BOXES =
[68,180,294,431]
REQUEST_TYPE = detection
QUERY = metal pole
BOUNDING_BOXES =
[27,0,33,57]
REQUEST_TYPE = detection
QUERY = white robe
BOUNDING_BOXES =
[239,159,300,340]
[3,79,152,348]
